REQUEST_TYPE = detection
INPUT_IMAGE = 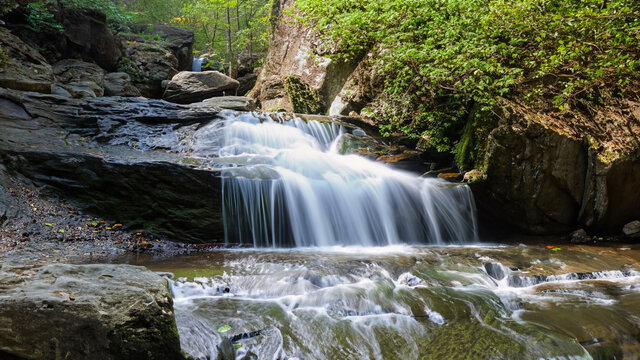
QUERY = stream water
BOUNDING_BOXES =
[138,245,640,360]
[143,112,640,359]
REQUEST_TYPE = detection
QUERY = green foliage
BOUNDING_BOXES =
[26,1,63,32]
[177,0,272,66]
[24,0,131,33]
[294,0,640,152]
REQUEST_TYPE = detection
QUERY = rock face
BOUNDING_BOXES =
[0,29,54,93]
[0,88,225,243]
[466,99,640,234]
[60,8,122,71]
[162,71,240,104]
[118,39,180,98]
[104,72,141,97]
[249,0,358,112]
[0,263,184,360]
[53,59,105,98]
[144,25,195,71]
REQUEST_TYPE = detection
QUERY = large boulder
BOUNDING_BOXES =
[249,0,358,113]
[143,25,194,71]
[0,263,184,360]
[162,71,239,104]
[52,59,105,98]
[59,8,121,71]
[104,72,141,97]
[0,28,54,93]
[118,39,179,98]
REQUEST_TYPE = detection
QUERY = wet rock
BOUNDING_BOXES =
[163,71,240,104]
[622,220,640,238]
[0,28,54,93]
[217,338,236,360]
[0,88,225,243]
[197,96,257,111]
[104,72,142,97]
[484,262,506,281]
[0,263,184,359]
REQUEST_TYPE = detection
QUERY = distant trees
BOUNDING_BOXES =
[126,0,272,75]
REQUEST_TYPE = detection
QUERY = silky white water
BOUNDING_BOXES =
[150,245,640,359]
[193,111,478,247]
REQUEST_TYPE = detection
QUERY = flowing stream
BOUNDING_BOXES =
[138,112,640,359]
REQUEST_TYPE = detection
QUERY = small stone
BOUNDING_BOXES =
[570,228,589,243]
[622,220,640,238]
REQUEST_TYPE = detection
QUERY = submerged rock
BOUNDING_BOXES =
[0,263,184,359]
[484,262,507,281]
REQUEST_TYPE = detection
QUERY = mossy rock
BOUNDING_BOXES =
[284,75,324,114]
[455,107,499,172]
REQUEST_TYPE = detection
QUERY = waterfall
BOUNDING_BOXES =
[197,111,478,247]
[192,57,205,72]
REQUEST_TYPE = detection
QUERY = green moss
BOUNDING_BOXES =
[284,75,324,115]
[454,108,499,172]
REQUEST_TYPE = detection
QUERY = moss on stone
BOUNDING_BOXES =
[454,108,499,172]
[284,75,324,114]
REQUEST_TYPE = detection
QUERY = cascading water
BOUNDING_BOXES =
[194,111,478,247]
[192,57,205,72]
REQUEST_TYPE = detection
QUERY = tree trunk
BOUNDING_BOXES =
[225,6,237,79]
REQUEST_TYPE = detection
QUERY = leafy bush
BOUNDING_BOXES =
[294,0,640,152]
[25,0,131,33]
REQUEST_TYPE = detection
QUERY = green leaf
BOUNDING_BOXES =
[45,223,53,227]
[234,343,242,350]
[217,325,231,333]
[57,229,65,234]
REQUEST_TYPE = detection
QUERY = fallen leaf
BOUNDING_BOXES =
[45,223,53,227]
[217,325,231,333]
[57,229,65,233]
[551,247,562,251]
[114,224,123,228]
[105,227,112,230]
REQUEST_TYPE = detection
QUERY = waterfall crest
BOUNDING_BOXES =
[199,112,478,247]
